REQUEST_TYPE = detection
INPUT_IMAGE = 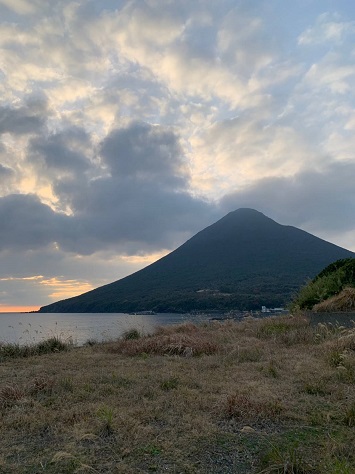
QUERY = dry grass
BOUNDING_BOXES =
[0,316,355,473]
[105,323,218,357]
[313,286,355,312]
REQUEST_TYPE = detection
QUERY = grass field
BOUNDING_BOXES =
[1,314,355,473]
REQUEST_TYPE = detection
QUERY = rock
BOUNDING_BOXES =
[240,426,256,433]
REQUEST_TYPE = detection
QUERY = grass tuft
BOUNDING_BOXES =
[160,377,179,391]
[0,336,71,361]
[0,384,25,407]
[106,330,218,357]
[343,403,355,427]
[226,392,283,422]
[121,328,141,340]
[255,316,314,345]
[96,406,115,437]
[28,376,55,395]
[258,443,316,473]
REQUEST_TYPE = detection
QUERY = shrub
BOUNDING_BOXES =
[291,258,355,310]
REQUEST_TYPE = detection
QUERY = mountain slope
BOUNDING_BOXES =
[39,209,355,312]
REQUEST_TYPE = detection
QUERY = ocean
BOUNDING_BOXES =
[0,312,208,346]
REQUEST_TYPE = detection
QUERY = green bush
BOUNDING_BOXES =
[291,258,355,310]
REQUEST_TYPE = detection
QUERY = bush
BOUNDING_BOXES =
[291,258,355,310]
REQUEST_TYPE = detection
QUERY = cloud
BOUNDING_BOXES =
[298,13,355,45]
[0,98,47,135]
[189,112,320,198]
[0,247,172,307]
[52,121,217,254]
[0,122,217,256]
[0,274,93,307]
[39,277,94,300]
[87,1,279,109]
[303,53,355,95]
[220,161,355,240]
[100,121,187,185]
[0,194,71,251]
[0,160,17,195]
[0,0,39,15]
[28,127,92,176]
[0,164,14,180]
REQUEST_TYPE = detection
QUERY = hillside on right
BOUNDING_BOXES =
[291,258,355,312]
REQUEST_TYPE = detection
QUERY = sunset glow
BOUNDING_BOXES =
[0,305,39,313]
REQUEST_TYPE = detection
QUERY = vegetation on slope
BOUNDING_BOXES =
[313,287,355,312]
[291,258,355,310]
[1,315,355,473]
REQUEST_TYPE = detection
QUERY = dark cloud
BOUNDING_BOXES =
[28,127,92,175]
[0,122,217,256]
[0,98,47,135]
[0,194,71,252]
[0,186,214,257]
[52,122,217,254]
[64,177,215,254]
[3,158,352,259]
[220,161,355,233]
[100,121,187,187]
[0,164,14,180]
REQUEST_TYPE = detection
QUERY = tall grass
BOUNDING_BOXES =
[0,336,71,361]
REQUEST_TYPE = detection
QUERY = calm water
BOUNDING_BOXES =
[0,312,209,346]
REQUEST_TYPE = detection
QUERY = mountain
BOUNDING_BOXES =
[39,209,355,313]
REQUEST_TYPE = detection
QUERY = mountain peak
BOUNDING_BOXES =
[225,208,277,223]
[229,208,263,215]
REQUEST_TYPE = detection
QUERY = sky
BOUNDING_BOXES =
[1,0,355,311]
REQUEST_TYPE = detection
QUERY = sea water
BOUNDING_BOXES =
[0,312,210,346]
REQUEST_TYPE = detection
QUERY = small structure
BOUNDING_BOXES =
[261,306,288,314]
